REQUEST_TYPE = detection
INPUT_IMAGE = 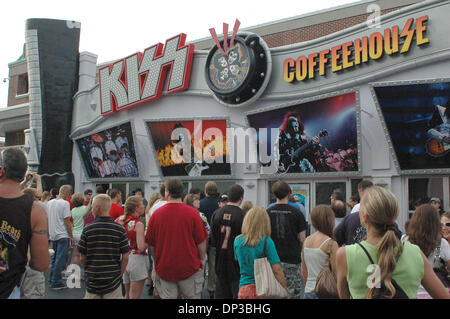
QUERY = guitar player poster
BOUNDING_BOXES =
[247,92,359,174]
[146,119,231,177]
[374,82,450,171]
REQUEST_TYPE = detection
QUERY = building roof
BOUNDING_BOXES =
[189,0,424,49]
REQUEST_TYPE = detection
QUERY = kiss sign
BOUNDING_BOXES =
[99,34,194,116]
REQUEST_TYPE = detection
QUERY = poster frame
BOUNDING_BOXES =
[144,116,235,180]
[244,88,362,178]
[370,78,450,175]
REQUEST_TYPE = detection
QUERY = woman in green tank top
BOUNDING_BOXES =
[335,186,450,299]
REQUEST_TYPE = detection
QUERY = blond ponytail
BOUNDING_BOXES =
[360,186,402,299]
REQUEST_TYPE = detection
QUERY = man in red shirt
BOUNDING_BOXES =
[109,189,124,220]
[146,178,207,299]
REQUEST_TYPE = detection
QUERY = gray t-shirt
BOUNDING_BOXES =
[47,199,71,241]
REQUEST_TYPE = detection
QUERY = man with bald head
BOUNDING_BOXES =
[47,184,74,290]
[331,199,347,229]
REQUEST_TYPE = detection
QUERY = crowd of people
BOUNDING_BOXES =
[0,147,449,299]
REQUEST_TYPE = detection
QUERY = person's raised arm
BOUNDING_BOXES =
[29,202,50,272]
[32,173,43,198]
[20,173,32,190]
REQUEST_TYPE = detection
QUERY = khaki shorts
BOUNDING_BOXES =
[154,268,204,299]
[84,285,123,299]
[123,254,150,284]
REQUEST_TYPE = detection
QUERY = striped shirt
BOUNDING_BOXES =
[78,216,130,295]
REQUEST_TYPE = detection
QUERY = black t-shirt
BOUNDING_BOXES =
[210,205,244,281]
[266,203,307,264]
[334,211,403,246]
[0,194,33,298]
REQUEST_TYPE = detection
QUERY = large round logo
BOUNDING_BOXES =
[208,41,251,93]
[205,33,271,107]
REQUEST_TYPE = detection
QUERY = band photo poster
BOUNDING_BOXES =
[247,92,359,175]
[76,122,139,179]
[146,119,232,177]
[374,81,450,172]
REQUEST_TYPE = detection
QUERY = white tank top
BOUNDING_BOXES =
[303,237,332,293]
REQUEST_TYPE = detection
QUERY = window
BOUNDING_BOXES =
[5,131,25,146]
[408,178,443,211]
[16,73,28,96]
[315,182,346,205]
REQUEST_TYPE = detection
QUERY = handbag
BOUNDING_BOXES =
[254,237,288,299]
[432,241,450,288]
[315,239,339,299]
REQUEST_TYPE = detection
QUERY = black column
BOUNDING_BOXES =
[26,19,80,191]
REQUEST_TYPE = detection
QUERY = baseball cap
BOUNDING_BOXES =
[218,194,228,203]
[430,197,441,204]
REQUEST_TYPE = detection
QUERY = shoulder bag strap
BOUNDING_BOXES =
[357,242,376,265]
[263,236,268,258]
[326,239,334,271]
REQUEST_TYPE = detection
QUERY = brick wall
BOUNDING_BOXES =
[262,7,404,48]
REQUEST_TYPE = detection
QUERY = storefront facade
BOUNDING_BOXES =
[66,0,450,230]
[0,0,445,232]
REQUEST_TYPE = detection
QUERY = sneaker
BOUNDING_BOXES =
[50,283,68,290]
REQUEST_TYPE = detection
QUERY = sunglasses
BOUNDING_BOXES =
[442,222,450,227]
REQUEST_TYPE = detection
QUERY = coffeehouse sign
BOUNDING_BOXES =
[283,16,430,83]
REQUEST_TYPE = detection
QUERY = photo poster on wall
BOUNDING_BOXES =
[289,183,310,222]
[76,122,139,179]
[146,119,232,177]
[374,82,450,171]
[247,92,358,174]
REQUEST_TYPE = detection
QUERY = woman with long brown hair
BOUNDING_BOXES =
[301,205,339,299]
[335,186,449,299]
[116,195,148,299]
[404,204,450,297]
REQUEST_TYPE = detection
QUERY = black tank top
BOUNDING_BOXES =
[0,194,33,298]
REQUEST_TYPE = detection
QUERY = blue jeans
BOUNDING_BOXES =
[49,238,71,287]
[8,285,21,299]
[304,291,319,299]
